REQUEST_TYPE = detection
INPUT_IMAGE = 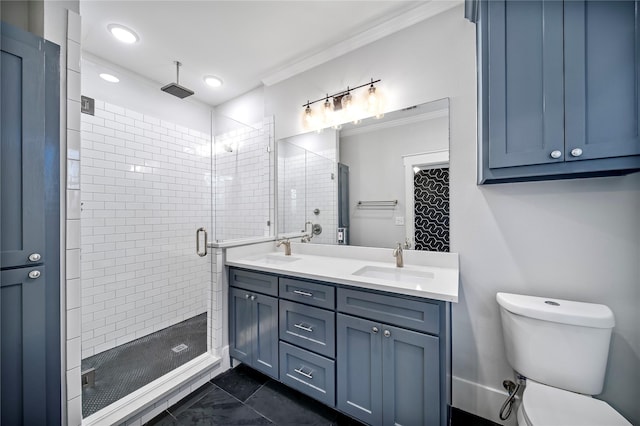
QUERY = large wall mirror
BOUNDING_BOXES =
[277,98,449,251]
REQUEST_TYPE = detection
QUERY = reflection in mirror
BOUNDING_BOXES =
[277,131,337,245]
[277,98,449,250]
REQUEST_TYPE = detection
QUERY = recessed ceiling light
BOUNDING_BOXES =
[100,73,120,83]
[107,24,139,44]
[204,75,223,88]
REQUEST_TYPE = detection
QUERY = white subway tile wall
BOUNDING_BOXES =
[213,118,273,241]
[305,151,337,245]
[278,145,337,244]
[66,11,83,425]
[80,101,212,358]
[278,147,307,234]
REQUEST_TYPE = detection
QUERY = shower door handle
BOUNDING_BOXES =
[196,227,208,257]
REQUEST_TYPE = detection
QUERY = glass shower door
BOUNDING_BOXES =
[79,101,214,417]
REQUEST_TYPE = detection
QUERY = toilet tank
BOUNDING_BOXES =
[496,292,615,395]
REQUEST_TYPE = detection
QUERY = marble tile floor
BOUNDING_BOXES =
[146,364,365,425]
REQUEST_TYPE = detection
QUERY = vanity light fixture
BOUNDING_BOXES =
[303,102,314,126]
[99,73,120,83]
[204,75,223,88]
[107,24,139,44]
[302,78,383,131]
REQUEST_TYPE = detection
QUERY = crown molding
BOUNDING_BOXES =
[261,0,462,87]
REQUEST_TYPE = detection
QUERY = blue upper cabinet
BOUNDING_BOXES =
[487,0,564,169]
[476,0,640,183]
[564,1,640,162]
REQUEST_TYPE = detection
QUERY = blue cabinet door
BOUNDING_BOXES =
[1,267,47,425]
[1,25,45,268]
[381,325,440,426]
[252,292,278,379]
[229,285,279,379]
[564,1,640,162]
[229,287,254,365]
[487,0,564,168]
[336,314,383,425]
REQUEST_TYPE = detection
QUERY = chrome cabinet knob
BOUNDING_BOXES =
[372,327,379,334]
[383,330,391,338]
[28,253,42,262]
[29,270,41,279]
[245,294,250,299]
[550,150,562,159]
[570,148,583,157]
[250,295,256,301]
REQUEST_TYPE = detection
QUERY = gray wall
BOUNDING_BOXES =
[340,116,448,248]
[265,6,640,425]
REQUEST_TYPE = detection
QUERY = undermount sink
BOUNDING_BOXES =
[352,265,434,285]
[249,254,301,265]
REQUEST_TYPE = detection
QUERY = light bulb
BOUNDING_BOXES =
[368,85,378,110]
[204,76,223,88]
[107,24,139,44]
[323,97,334,125]
[305,105,313,123]
[341,92,353,111]
[303,104,315,130]
[100,73,120,83]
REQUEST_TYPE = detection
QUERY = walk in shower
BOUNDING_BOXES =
[277,135,337,244]
[79,88,273,417]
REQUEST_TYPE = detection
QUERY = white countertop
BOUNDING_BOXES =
[225,242,459,303]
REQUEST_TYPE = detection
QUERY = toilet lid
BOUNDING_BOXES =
[522,381,631,426]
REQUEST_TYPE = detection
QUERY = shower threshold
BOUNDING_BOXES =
[81,313,207,418]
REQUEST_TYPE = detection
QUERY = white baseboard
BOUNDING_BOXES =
[452,375,519,426]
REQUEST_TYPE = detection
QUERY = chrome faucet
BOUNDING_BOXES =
[301,221,314,243]
[393,242,404,268]
[276,239,291,255]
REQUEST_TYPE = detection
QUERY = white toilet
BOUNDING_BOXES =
[496,292,631,426]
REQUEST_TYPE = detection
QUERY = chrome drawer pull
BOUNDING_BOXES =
[294,367,313,379]
[293,323,313,333]
[293,290,313,297]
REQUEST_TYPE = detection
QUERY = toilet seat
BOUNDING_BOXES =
[519,380,631,426]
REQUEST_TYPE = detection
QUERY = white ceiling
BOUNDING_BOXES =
[80,1,456,107]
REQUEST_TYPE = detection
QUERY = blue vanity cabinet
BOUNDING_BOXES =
[476,0,640,183]
[229,280,279,379]
[227,267,451,425]
[336,289,446,426]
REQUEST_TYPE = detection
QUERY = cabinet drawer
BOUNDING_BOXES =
[279,341,335,407]
[279,300,335,358]
[229,268,278,297]
[279,277,335,310]
[337,288,440,335]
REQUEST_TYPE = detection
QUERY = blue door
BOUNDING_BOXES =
[1,21,61,424]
